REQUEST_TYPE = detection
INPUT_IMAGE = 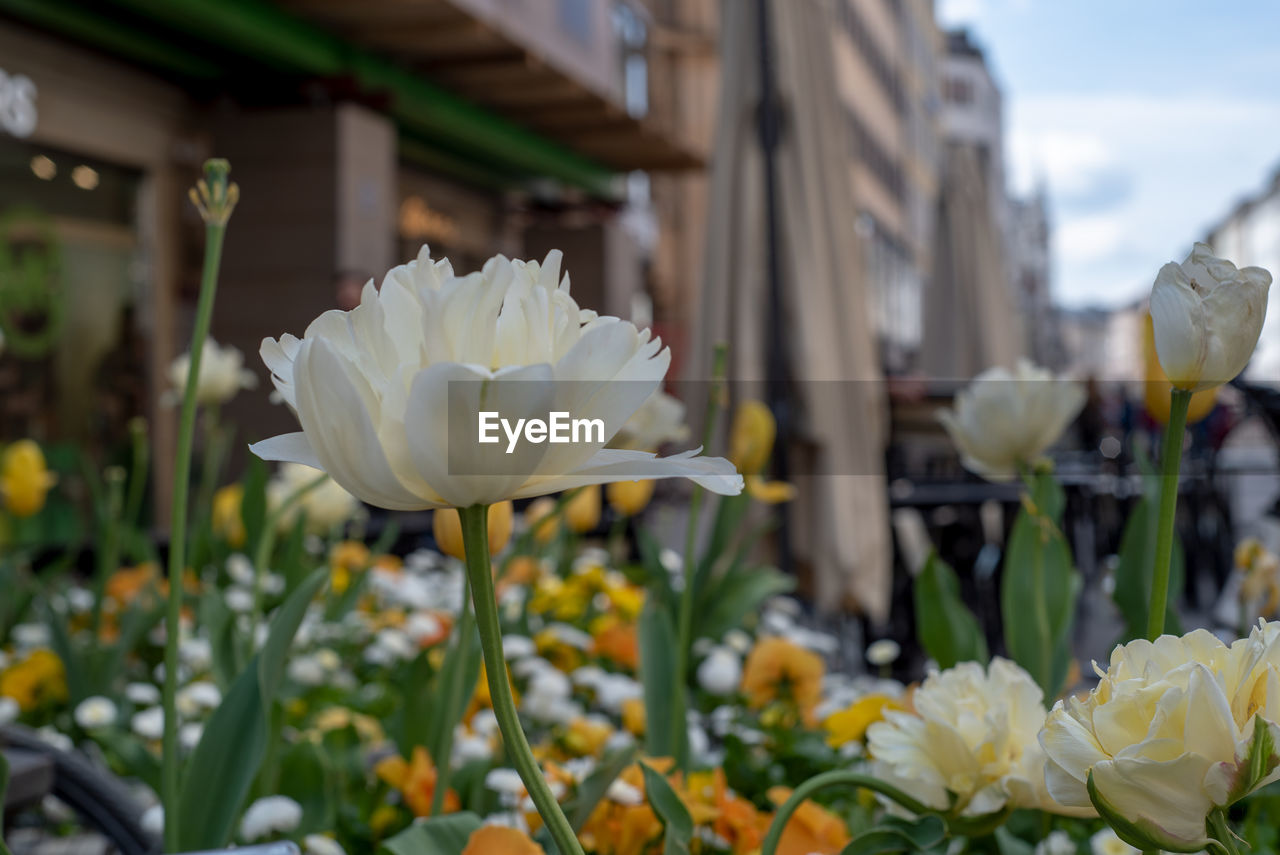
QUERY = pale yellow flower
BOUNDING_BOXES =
[1040,622,1280,850]
[867,658,1084,818]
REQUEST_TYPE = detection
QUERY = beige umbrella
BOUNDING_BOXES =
[922,141,1023,379]
[692,0,892,621]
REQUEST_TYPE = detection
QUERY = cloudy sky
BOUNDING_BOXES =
[937,0,1280,309]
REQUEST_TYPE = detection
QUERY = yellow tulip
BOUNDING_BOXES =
[1142,313,1216,425]
[212,484,246,548]
[728,400,776,477]
[606,479,656,517]
[433,500,513,560]
[1,439,57,518]
[745,475,796,504]
[524,496,561,544]
[564,485,601,533]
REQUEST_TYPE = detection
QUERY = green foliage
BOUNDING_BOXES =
[1001,471,1080,699]
[379,812,483,855]
[1112,449,1184,642]
[913,551,989,669]
[175,566,328,850]
[840,815,947,855]
[638,598,681,759]
[276,740,337,834]
[568,746,637,832]
[641,762,694,855]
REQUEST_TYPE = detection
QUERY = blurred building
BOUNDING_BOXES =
[1204,165,1280,384]
[0,0,707,510]
[833,0,942,375]
[1007,186,1064,368]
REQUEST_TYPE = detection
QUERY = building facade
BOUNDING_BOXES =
[1205,166,1280,384]
[0,0,704,515]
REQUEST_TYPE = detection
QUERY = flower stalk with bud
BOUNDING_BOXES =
[1147,245,1271,639]
[162,159,238,851]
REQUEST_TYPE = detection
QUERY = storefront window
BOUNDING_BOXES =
[0,136,143,455]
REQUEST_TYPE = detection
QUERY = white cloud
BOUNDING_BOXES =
[1005,92,1280,307]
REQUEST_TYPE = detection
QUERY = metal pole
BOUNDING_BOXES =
[755,0,793,576]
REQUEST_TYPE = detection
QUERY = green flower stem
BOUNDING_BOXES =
[760,770,934,855]
[1147,388,1192,640]
[1209,809,1242,855]
[250,472,330,631]
[672,344,728,770]
[162,165,232,853]
[459,504,585,855]
[429,573,473,817]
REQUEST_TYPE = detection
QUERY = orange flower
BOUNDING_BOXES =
[105,563,158,603]
[374,746,458,816]
[330,540,370,594]
[767,787,850,855]
[687,769,767,855]
[591,617,639,670]
[461,826,545,855]
[580,761,675,855]
[740,637,824,717]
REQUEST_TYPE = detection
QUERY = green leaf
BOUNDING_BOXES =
[0,752,10,855]
[913,552,988,669]
[636,527,677,615]
[640,762,693,855]
[839,816,947,855]
[638,600,680,759]
[1001,478,1080,698]
[240,456,269,558]
[569,746,637,832]
[424,613,482,770]
[276,740,335,834]
[696,565,795,643]
[993,827,1035,855]
[379,812,483,855]
[694,492,751,594]
[175,566,328,850]
[1229,719,1280,804]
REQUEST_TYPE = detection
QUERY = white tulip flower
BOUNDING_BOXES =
[125,682,162,707]
[167,338,257,407]
[239,795,303,841]
[0,697,19,726]
[250,246,742,509]
[1150,242,1271,392]
[865,639,901,668]
[267,462,359,534]
[131,707,165,741]
[303,834,346,855]
[73,696,118,730]
[938,360,1085,481]
[697,647,743,695]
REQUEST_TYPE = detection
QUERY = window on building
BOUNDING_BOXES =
[944,76,973,104]
[559,0,593,44]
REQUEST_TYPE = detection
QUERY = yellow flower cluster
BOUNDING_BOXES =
[0,648,67,711]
